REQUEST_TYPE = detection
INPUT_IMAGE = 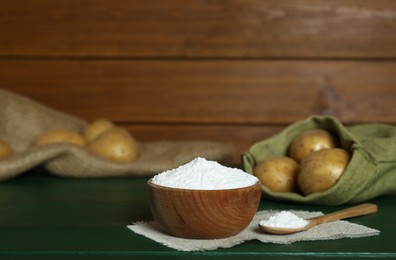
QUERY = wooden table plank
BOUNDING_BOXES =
[125,124,284,163]
[1,0,396,58]
[1,60,396,124]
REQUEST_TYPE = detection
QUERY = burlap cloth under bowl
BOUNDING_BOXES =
[0,89,234,181]
[128,209,379,251]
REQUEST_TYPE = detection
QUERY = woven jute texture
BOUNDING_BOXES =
[128,209,380,251]
[243,115,396,205]
[0,89,234,180]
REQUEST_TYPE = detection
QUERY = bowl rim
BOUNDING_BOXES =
[147,178,261,192]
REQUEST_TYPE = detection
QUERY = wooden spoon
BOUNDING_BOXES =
[258,203,378,235]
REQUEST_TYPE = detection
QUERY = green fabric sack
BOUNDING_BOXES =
[242,115,396,205]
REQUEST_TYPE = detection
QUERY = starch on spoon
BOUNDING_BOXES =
[259,211,309,229]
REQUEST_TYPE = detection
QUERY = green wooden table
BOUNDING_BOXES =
[0,168,395,259]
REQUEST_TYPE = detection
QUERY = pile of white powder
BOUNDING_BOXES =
[151,157,258,190]
[259,211,309,229]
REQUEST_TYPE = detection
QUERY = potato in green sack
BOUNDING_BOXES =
[243,115,396,205]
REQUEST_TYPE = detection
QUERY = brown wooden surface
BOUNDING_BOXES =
[1,60,396,123]
[1,0,396,58]
[1,1,396,163]
[126,125,284,163]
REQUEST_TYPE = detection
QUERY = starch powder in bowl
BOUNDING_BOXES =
[148,157,262,239]
[151,157,259,190]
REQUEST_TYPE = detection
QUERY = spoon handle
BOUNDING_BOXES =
[312,203,378,225]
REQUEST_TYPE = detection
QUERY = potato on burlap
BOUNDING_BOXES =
[254,156,299,193]
[298,148,351,195]
[87,127,139,163]
[289,129,338,163]
[84,118,114,142]
[0,138,14,160]
[34,129,86,146]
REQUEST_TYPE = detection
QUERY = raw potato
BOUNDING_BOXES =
[87,127,139,163]
[0,138,14,160]
[254,156,299,193]
[289,129,338,163]
[298,148,351,195]
[34,129,86,146]
[84,118,114,142]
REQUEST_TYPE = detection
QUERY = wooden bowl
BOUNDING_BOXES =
[147,179,262,239]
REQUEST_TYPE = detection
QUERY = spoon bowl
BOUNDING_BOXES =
[258,203,378,235]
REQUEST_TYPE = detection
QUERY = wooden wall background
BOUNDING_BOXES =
[1,0,396,162]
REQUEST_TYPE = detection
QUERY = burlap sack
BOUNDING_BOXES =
[0,89,234,181]
[242,115,396,205]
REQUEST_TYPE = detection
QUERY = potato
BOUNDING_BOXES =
[254,156,299,193]
[289,129,338,163]
[298,148,351,195]
[34,129,86,146]
[87,127,139,163]
[84,118,114,142]
[0,138,14,159]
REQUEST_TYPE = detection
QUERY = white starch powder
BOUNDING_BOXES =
[259,211,308,229]
[151,157,258,190]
